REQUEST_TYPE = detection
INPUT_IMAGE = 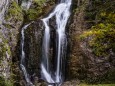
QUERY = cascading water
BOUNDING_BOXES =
[20,24,34,86]
[20,1,34,85]
[41,0,72,85]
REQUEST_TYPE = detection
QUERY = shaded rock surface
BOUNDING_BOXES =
[68,0,115,83]
[0,0,115,86]
[0,0,23,82]
[24,20,43,81]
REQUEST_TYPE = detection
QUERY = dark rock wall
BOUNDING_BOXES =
[68,0,115,83]
[0,0,115,85]
[0,1,23,85]
[24,20,43,79]
[68,0,88,80]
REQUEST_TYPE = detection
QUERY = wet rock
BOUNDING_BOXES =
[19,20,43,85]
[62,80,80,86]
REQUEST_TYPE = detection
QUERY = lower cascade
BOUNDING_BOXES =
[20,23,34,86]
[41,0,72,85]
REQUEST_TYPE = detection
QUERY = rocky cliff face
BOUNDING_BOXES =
[0,0,115,86]
[0,0,52,85]
[24,20,43,82]
[0,0,23,83]
[68,0,115,83]
[68,0,88,80]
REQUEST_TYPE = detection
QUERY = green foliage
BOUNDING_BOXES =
[0,41,10,58]
[34,0,46,6]
[0,32,11,57]
[85,0,115,25]
[80,0,115,57]
[5,1,23,22]
[80,22,115,56]
[105,69,115,83]
[0,76,13,86]
[80,83,115,86]
[0,76,5,86]
[26,0,46,21]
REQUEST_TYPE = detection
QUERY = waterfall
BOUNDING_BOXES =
[20,23,34,86]
[41,0,72,85]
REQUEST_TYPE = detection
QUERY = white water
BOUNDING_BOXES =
[21,0,33,10]
[20,23,34,86]
[41,0,72,85]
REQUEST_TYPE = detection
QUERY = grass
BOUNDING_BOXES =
[79,84,115,86]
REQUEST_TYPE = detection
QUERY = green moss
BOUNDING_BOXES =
[0,76,13,86]
[34,0,46,6]
[0,76,5,86]
[80,1,115,57]
[0,33,11,67]
[26,0,46,21]
[82,68,115,84]
[80,23,115,56]
[80,83,115,86]
[5,1,23,22]
[0,35,13,85]
[0,36,11,56]
[105,69,115,83]
[26,8,42,20]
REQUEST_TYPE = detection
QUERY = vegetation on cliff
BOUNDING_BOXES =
[78,0,115,83]
[0,0,115,86]
[25,0,46,21]
[25,0,55,21]
[69,0,115,84]
[80,0,115,57]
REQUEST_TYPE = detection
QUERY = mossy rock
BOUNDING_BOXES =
[0,32,11,57]
[25,0,46,21]
[0,76,6,86]
[0,76,13,86]
[5,1,23,24]
[106,69,115,83]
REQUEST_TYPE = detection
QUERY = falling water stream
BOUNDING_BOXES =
[20,0,34,85]
[41,0,72,85]
[20,23,34,86]
[21,0,33,10]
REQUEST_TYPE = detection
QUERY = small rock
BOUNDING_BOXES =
[0,38,2,42]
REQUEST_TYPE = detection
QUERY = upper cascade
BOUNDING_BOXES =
[41,0,72,85]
